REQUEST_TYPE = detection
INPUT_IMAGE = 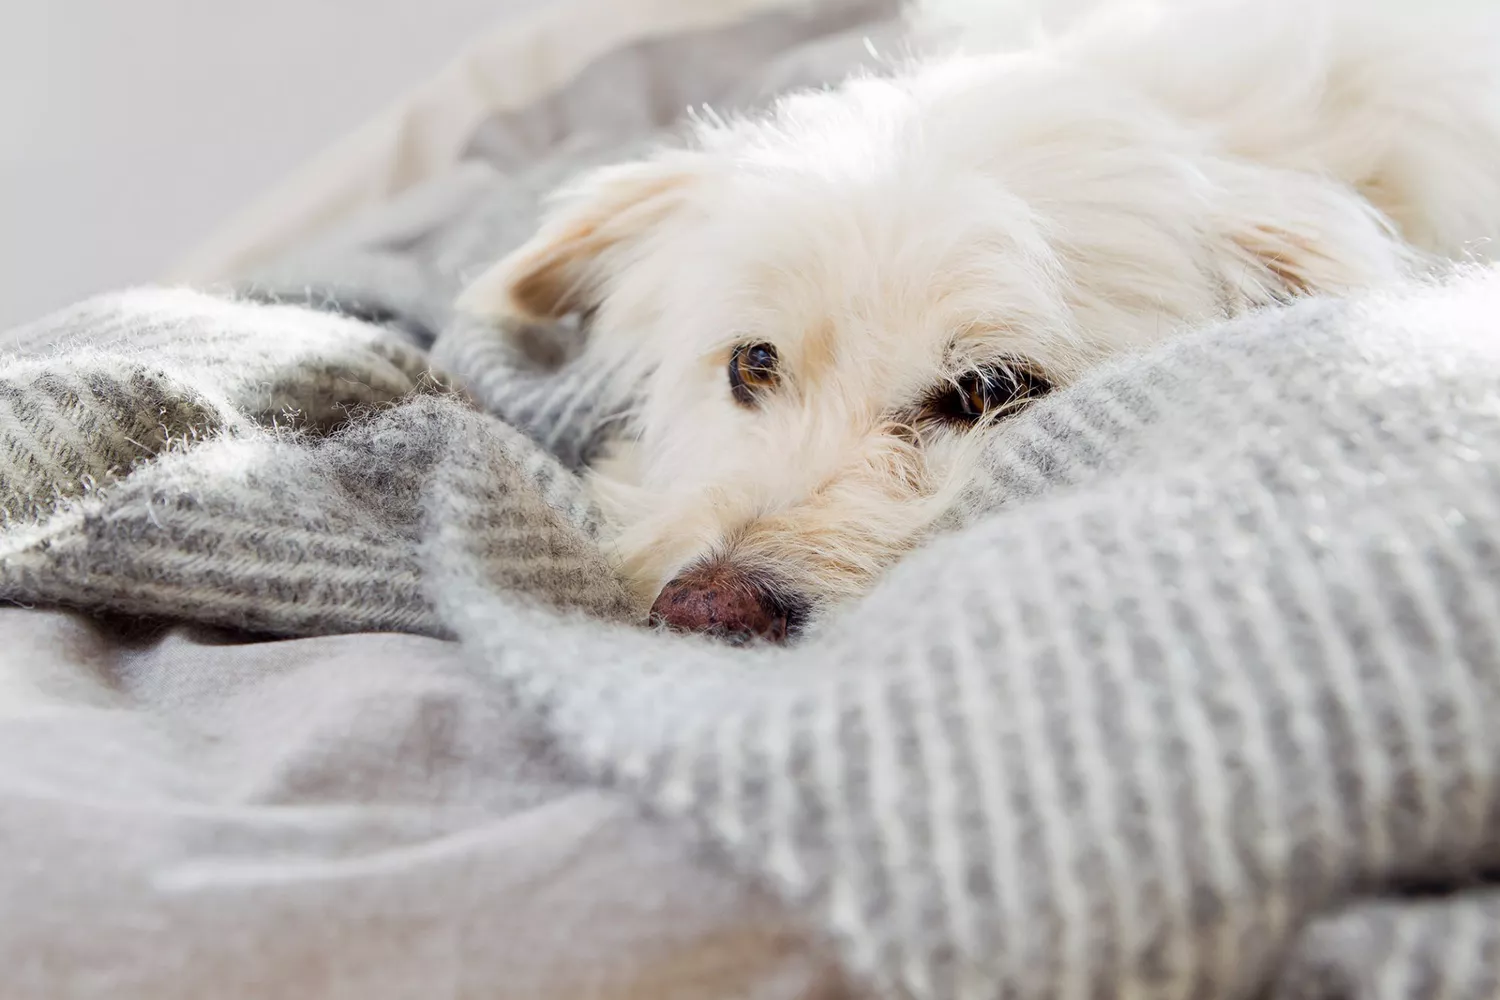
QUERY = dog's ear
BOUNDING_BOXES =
[1216,171,1413,305]
[458,155,703,323]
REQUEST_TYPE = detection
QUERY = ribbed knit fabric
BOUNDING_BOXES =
[6,268,1500,1000]
[432,270,1500,1000]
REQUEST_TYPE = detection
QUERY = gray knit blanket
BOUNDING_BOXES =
[6,8,1500,994]
[7,268,1500,1000]
[443,273,1500,1000]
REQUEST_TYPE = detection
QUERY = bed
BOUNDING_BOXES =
[3,2,1500,998]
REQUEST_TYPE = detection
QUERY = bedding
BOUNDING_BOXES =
[0,607,842,999]
[3,1,1500,998]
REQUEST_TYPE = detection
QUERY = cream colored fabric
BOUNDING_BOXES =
[167,0,824,285]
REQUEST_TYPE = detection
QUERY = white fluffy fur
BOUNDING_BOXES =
[461,0,1500,627]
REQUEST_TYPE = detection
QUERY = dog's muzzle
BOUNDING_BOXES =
[648,561,807,644]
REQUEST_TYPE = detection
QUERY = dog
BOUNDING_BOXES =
[459,0,1500,643]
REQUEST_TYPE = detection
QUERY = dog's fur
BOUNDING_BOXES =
[460,0,1500,632]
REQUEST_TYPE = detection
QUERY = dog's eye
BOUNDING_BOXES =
[926,361,1052,426]
[729,342,781,406]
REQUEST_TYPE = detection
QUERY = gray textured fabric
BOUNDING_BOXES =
[18,281,1500,1000]
[1276,893,1500,1000]
[0,288,631,636]
[434,271,1500,1000]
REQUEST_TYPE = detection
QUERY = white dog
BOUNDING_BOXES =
[460,0,1500,642]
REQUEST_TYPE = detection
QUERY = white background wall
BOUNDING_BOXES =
[0,0,521,329]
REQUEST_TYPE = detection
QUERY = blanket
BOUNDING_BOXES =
[5,2,1500,998]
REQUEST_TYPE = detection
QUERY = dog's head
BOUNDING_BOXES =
[460,56,1405,642]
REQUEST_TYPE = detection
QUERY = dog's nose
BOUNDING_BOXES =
[649,563,801,644]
